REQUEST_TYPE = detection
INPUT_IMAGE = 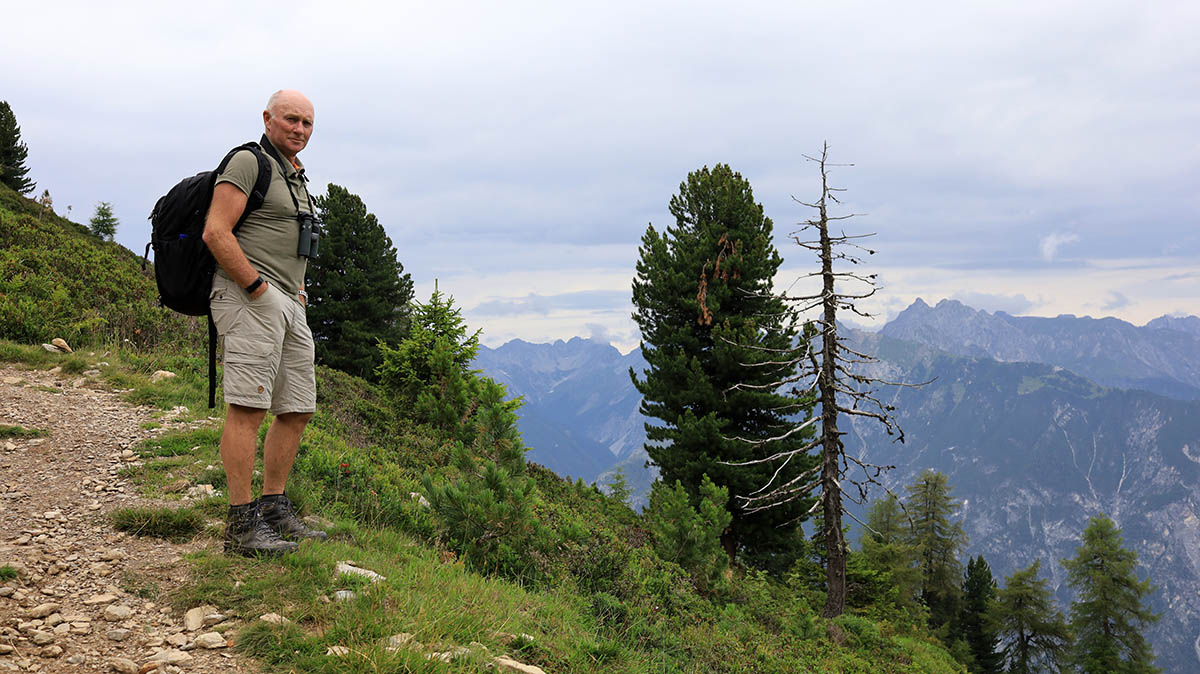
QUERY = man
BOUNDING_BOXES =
[202,90,326,555]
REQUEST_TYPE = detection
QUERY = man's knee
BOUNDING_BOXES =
[275,411,313,427]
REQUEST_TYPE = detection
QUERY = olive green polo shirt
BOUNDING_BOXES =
[213,141,314,297]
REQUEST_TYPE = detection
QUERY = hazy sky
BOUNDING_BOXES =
[4,1,1197,352]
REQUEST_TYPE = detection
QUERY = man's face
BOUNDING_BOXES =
[263,94,314,160]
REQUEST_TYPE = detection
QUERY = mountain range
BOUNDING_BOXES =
[474,300,1200,673]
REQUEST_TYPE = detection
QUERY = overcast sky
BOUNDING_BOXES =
[4,1,1197,352]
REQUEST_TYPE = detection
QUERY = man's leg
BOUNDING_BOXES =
[220,403,297,556]
[258,411,326,541]
[261,411,312,496]
[220,403,268,505]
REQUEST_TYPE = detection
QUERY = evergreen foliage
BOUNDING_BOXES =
[0,102,35,194]
[309,183,414,380]
[377,284,480,410]
[88,201,118,240]
[1063,514,1161,674]
[602,467,632,506]
[860,494,921,611]
[958,555,1002,674]
[630,163,815,570]
[905,469,967,631]
[647,476,732,594]
[993,560,1071,674]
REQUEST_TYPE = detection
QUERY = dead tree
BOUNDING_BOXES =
[722,144,916,618]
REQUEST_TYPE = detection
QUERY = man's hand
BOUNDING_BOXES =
[250,281,269,301]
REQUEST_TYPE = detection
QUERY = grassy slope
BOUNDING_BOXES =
[0,184,963,673]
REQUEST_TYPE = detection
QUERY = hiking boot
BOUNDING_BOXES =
[259,493,328,542]
[224,501,298,557]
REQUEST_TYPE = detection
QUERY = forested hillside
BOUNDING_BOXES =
[0,181,967,673]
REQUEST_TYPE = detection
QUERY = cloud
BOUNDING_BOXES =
[469,291,629,317]
[1039,232,1080,261]
[950,292,1038,315]
[1101,291,1130,311]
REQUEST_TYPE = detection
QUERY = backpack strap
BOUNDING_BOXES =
[216,142,273,234]
[207,313,218,408]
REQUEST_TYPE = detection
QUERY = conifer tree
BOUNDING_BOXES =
[1063,515,1160,674]
[860,494,921,610]
[309,183,414,380]
[648,476,732,594]
[377,284,480,410]
[993,560,1071,674]
[959,555,1002,674]
[0,101,35,194]
[905,469,967,630]
[88,201,118,240]
[631,164,815,570]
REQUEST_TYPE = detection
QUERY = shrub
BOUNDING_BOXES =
[647,475,731,595]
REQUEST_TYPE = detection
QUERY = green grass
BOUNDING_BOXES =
[0,424,46,439]
[0,565,17,581]
[110,506,205,543]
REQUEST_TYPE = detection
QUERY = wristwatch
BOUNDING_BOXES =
[298,288,308,301]
[244,276,265,294]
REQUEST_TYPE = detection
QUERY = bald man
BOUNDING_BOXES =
[202,90,327,556]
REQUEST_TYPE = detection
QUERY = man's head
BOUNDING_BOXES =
[262,90,315,162]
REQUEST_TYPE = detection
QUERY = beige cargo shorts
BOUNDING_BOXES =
[209,272,316,414]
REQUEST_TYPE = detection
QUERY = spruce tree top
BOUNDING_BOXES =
[0,101,36,195]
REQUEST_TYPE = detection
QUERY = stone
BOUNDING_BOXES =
[53,622,70,635]
[183,605,216,632]
[428,647,471,662]
[43,343,61,353]
[109,658,139,674]
[149,370,176,382]
[334,561,386,583]
[194,632,226,649]
[259,613,290,625]
[326,646,350,656]
[184,485,215,499]
[66,654,86,664]
[385,633,421,652]
[103,604,133,621]
[101,548,126,561]
[51,338,72,353]
[333,590,356,602]
[0,644,12,655]
[84,593,119,605]
[107,628,131,641]
[201,613,225,627]
[31,630,55,645]
[147,649,193,666]
[27,603,61,618]
[2,376,22,385]
[491,656,549,674]
[40,645,63,658]
[165,633,188,647]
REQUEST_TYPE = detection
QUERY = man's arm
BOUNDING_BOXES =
[202,182,267,299]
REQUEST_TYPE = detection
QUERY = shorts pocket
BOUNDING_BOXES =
[223,335,276,364]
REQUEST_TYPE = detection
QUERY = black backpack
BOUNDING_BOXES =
[144,142,272,407]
